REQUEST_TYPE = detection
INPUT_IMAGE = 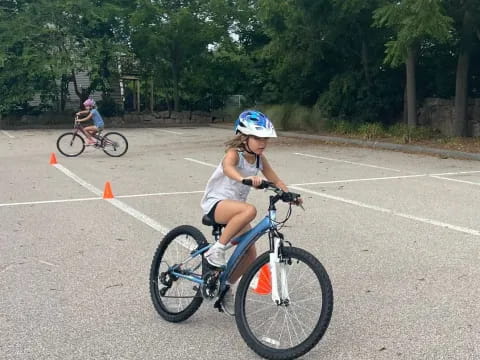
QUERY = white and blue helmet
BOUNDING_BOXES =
[234,110,277,138]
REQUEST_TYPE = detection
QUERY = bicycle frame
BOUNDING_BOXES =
[169,193,291,304]
[73,120,103,140]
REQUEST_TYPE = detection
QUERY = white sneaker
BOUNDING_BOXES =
[205,246,226,268]
[222,286,235,316]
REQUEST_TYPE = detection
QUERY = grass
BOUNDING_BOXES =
[217,103,480,153]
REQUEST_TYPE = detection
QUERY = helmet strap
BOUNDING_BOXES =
[244,140,256,155]
[244,138,260,169]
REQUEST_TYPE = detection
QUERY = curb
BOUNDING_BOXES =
[208,123,480,162]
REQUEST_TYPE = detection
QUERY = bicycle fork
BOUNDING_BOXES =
[269,236,290,305]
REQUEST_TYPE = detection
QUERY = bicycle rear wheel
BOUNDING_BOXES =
[56,132,85,157]
[101,132,128,157]
[150,225,207,323]
[235,247,333,360]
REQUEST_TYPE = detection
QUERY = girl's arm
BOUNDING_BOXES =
[77,112,93,122]
[223,149,262,187]
[76,110,90,117]
[222,149,244,182]
[261,155,289,192]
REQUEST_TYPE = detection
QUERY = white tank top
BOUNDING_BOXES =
[200,151,263,214]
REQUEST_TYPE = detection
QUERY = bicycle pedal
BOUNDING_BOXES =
[213,299,224,313]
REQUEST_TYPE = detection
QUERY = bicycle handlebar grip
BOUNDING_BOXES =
[241,179,273,189]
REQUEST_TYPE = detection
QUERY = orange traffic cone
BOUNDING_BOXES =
[103,181,114,199]
[49,153,58,165]
[252,264,272,295]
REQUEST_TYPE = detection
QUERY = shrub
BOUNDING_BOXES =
[358,123,385,140]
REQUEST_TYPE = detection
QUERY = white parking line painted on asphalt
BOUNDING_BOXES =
[116,190,204,199]
[290,185,480,237]
[0,190,205,208]
[53,164,170,235]
[292,171,480,186]
[157,129,184,135]
[432,170,480,176]
[294,152,401,172]
[106,198,170,234]
[292,174,425,186]
[184,157,480,187]
[184,157,217,168]
[0,197,101,208]
[183,157,480,236]
[1,130,14,139]
[54,164,103,196]
[430,175,480,186]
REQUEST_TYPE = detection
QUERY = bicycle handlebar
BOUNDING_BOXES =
[241,179,302,205]
[242,179,275,189]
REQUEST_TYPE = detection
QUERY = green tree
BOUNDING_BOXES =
[446,0,480,135]
[129,0,232,112]
[0,0,128,113]
[373,0,453,128]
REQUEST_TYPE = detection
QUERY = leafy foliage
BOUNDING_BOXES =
[0,0,479,136]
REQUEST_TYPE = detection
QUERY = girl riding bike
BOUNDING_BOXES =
[76,98,105,145]
[201,110,302,315]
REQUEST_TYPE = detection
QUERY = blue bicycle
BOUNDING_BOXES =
[149,180,333,360]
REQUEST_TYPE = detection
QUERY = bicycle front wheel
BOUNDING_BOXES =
[56,132,85,157]
[235,247,333,360]
[102,132,128,157]
[150,225,207,323]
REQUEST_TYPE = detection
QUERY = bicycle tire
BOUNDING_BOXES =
[150,225,207,323]
[102,131,128,157]
[56,132,85,157]
[235,247,333,360]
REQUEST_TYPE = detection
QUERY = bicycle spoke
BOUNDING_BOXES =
[245,297,276,306]
[290,295,323,304]
[289,302,321,316]
[238,248,333,356]
[286,307,310,339]
[248,307,281,334]
[263,307,282,339]
[246,302,277,318]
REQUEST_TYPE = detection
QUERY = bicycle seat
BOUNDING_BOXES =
[202,214,225,228]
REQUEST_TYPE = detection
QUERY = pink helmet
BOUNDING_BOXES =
[83,98,96,107]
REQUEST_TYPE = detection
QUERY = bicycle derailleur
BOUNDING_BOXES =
[201,270,221,300]
[158,270,178,296]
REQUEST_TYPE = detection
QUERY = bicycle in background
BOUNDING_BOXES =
[56,117,128,157]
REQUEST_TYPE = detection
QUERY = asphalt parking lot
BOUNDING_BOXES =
[1,126,480,360]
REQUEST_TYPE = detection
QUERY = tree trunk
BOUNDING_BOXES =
[406,47,417,128]
[171,41,181,112]
[454,51,470,136]
[172,64,180,112]
[60,74,69,111]
[71,69,89,108]
[150,77,154,113]
[361,40,372,88]
[166,96,172,117]
[453,9,473,137]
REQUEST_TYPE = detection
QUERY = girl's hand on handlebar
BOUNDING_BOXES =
[243,176,263,188]
[294,196,304,210]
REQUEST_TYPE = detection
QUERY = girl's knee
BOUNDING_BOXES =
[244,204,257,219]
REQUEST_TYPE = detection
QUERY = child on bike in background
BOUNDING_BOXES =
[201,110,302,315]
[76,98,105,145]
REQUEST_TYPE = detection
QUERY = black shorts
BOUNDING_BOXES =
[207,201,222,224]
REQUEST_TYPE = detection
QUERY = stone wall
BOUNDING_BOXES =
[108,111,215,127]
[418,98,480,136]
[1,110,216,129]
